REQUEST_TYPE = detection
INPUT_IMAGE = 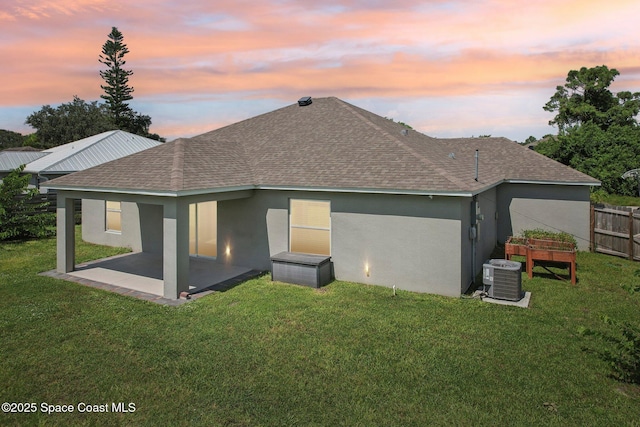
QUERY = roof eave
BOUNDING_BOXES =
[43,179,600,198]
[505,179,601,186]
[42,183,257,197]
[256,184,475,197]
[43,182,477,198]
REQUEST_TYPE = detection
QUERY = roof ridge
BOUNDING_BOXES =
[334,99,471,189]
[25,130,119,173]
[44,130,118,152]
[170,139,186,190]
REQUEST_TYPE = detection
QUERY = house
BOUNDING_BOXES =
[0,149,48,181]
[0,130,162,190]
[44,97,600,300]
[23,130,163,190]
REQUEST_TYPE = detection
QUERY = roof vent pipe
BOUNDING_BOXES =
[474,149,479,182]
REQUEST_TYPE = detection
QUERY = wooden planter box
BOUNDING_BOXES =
[505,236,528,260]
[525,238,577,285]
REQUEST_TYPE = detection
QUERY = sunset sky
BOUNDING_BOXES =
[1,0,639,142]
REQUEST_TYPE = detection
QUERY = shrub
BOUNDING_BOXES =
[580,316,640,384]
[520,228,577,247]
[580,282,640,384]
[0,165,55,240]
[507,236,527,245]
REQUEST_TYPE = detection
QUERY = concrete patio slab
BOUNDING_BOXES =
[69,252,253,295]
[41,252,264,304]
[476,291,532,308]
[68,267,166,295]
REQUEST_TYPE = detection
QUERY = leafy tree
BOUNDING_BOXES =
[537,65,640,196]
[99,27,135,129]
[121,110,160,140]
[385,117,414,129]
[536,123,640,195]
[544,65,640,134]
[25,97,114,148]
[22,133,39,148]
[0,130,25,150]
[0,165,54,240]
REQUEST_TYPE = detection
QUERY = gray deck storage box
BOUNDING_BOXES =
[271,252,332,288]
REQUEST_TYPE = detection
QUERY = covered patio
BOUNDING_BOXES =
[44,252,263,304]
[54,188,257,300]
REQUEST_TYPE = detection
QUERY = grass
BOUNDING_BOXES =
[591,191,640,207]
[1,232,640,426]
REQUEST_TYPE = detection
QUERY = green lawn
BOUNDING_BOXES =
[1,234,639,426]
[591,191,640,207]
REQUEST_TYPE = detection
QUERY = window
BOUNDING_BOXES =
[290,199,330,256]
[106,201,122,232]
[189,201,217,257]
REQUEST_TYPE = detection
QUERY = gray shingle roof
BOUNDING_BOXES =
[45,97,600,195]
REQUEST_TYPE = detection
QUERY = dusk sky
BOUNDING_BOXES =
[1,0,639,142]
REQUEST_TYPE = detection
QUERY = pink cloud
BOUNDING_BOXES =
[1,0,639,141]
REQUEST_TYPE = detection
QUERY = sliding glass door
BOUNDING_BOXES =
[189,201,217,257]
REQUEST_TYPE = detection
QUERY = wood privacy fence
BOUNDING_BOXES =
[591,205,640,261]
[15,192,81,216]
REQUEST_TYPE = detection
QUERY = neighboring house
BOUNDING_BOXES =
[26,130,163,190]
[0,130,162,190]
[0,149,48,182]
[44,97,600,300]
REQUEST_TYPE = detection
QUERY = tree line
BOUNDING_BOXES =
[0,27,162,150]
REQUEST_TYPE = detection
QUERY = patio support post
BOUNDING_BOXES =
[56,193,75,273]
[163,199,190,299]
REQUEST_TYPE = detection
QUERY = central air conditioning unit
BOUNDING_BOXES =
[482,259,523,301]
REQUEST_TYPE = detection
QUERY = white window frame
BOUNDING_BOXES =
[289,199,331,256]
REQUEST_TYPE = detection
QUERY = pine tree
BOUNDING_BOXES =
[99,27,135,128]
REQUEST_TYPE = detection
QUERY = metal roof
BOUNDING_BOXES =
[23,130,162,174]
[0,151,48,172]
